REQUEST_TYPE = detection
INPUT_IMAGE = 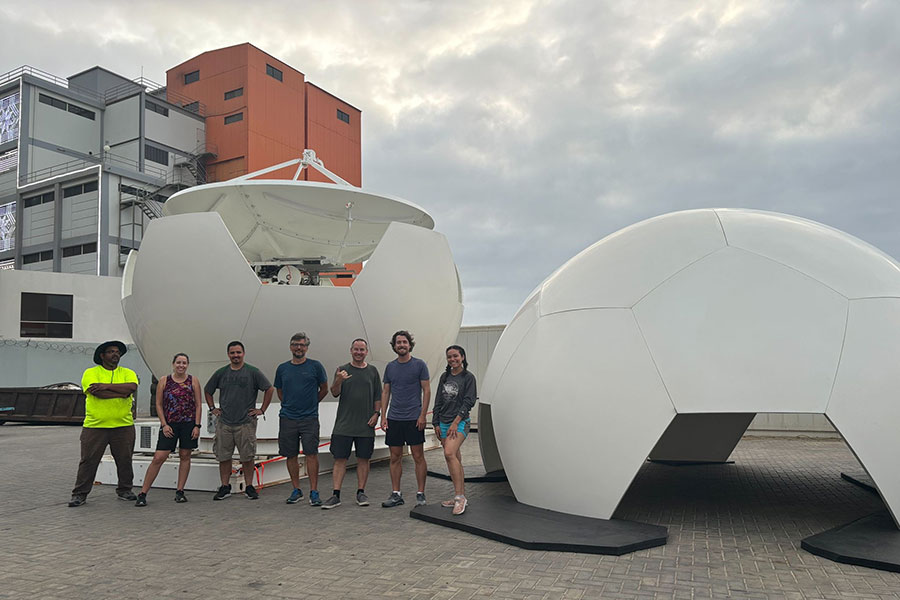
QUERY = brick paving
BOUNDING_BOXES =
[1,424,897,599]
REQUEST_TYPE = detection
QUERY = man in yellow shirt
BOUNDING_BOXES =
[68,340,139,507]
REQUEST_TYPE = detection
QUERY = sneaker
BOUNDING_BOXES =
[452,496,468,516]
[117,490,137,501]
[382,492,404,507]
[245,485,259,500]
[322,494,341,509]
[286,488,303,504]
[134,492,147,507]
[441,498,456,508]
[309,490,322,506]
[416,492,427,506]
[67,494,86,507]
[174,490,187,503]
[356,491,370,506]
[213,484,232,501]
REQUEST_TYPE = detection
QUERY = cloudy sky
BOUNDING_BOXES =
[3,1,898,325]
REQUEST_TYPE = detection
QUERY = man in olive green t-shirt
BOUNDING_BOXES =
[321,338,382,509]
[68,340,139,507]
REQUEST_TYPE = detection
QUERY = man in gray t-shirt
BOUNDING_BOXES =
[380,330,431,508]
[321,338,382,509]
[204,341,273,501]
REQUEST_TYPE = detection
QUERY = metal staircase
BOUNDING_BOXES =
[118,142,217,265]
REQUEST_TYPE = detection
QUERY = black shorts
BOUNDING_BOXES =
[156,421,199,452]
[330,434,375,460]
[279,417,320,457]
[384,419,425,447]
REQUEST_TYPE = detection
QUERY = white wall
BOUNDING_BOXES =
[145,107,203,154]
[61,251,97,275]
[61,188,98,239]
[104,96,139,146]
[21,203,54,245]
[22,259,52,272]
[29,90,101,157]
[0,269,132,342]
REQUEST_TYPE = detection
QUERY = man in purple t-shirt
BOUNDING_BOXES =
[380,330,430,507]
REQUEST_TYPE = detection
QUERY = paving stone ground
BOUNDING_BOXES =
[1,424,897,599]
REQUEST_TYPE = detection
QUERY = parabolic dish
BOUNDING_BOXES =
[163,179,434,263]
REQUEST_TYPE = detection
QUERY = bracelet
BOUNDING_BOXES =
[193,424,201,428]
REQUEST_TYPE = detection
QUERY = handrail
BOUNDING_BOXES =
[105,76,207,116]
[0,65,104,102]
[0,65,206,115]
[17,151,167,187]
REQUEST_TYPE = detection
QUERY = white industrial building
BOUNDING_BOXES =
[0,65,210,393]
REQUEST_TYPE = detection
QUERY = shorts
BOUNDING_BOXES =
[438,418,470,439]
[156,421,199,452]
[384,419,425,447]
[213,420,257,462]
[278,416,320,457]
[330,434,375,460]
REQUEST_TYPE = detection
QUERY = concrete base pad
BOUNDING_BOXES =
[841,471,878,495]
[410,495,667,555]
[426,464,508,482]
[648,459,735,466]
[802,511,900,573]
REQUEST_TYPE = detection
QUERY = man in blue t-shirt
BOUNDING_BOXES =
[380,330,431,508]
[274,332,328,506]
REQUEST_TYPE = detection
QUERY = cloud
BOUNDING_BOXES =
[3,0,899,324]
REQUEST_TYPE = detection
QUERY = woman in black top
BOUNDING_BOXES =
[432,345,477,515]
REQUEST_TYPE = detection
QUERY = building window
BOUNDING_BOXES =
[0,148,17,173]
[184,70,199,85]
[266,64,283,82]
[62,180,98,198]
[182,101,199,113]
[67,104,95,120]
[337,109,350,124]
[224,87,243,100]
[0,91,21,144]
[145,99,169,117]
[62,242,97,258]
[38,93,94,120]
[22,250,53,264]
[23,192,54,209]
[20,292,73,338]
[224,112,243,125]
[0,201,14,252]
[39,93,67,111]
[145,144,169,166]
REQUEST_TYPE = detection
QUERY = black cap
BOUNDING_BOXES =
[93,340,127,365]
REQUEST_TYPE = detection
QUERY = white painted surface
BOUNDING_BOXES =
[163,180,434,264]
[491,309,675,519]
[634,247,848,414]
[103,96,139,146]
[718,208,900,299]
[0,269,133,342]
[145,106,203,155]
[122,213,463,392]
[539,209,726,313]
[827,297,900,525]
[480,208,900,523]
[22,203,54,246]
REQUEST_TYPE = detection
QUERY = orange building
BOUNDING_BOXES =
[166,43,361,186]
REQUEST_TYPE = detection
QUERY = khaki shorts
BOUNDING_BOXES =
[213,420,257,462]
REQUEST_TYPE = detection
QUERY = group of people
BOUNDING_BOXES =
[67,330,477,517]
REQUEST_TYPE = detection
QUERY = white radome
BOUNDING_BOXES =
[479,208,900,525]
[121,179,463,396]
